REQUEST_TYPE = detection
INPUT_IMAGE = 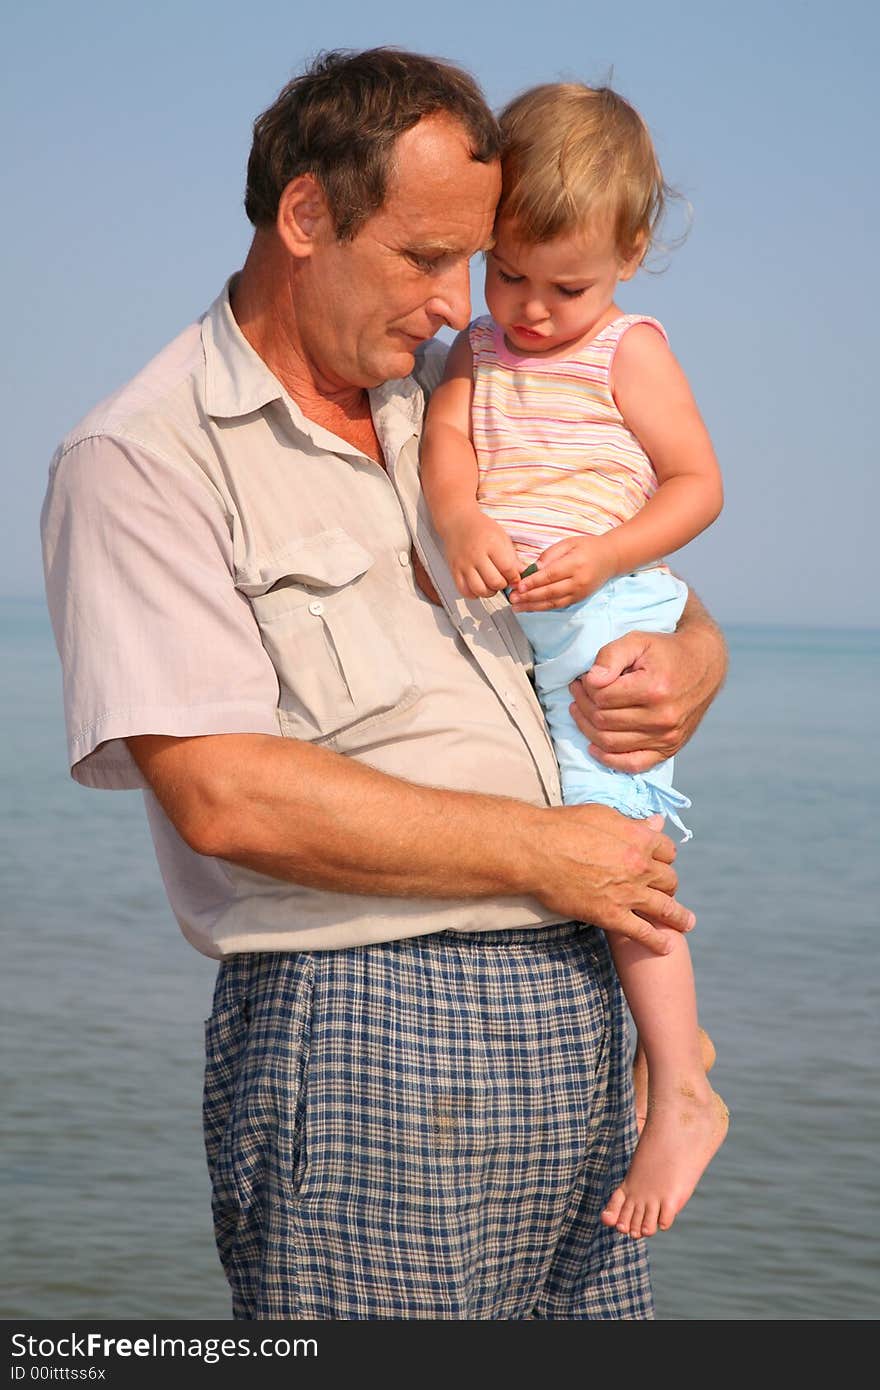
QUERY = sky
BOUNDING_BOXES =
[4,0,878,627]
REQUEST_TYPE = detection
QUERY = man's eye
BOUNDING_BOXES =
[407,253,438,273]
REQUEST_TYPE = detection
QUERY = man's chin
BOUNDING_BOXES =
[365,345,418,386]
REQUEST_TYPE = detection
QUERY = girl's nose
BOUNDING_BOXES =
[522,297,548,323]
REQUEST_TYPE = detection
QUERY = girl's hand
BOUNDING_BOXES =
[444,512,522,598]
[509,535,617,612]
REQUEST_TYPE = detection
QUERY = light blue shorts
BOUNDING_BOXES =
[514,569,692,838]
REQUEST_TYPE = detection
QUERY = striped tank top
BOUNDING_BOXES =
[470,313,667,565]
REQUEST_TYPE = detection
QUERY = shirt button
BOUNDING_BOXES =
[398,550,410,566]
[308,601,324,616]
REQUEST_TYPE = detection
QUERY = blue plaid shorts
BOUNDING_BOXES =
[203,922,653,1320]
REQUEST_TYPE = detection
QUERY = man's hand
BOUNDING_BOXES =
[527,804,694,954]
[509,534,616,610]
[569,605,727,772]
[443,510,522,598]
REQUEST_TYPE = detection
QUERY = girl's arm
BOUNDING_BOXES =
[420,331,481,531]
[606,323,723,571]
[421,332,521,597]
[512,325,722,609]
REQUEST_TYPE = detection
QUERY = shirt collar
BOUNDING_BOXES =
[201,276,285,419]
[201,276,426,462]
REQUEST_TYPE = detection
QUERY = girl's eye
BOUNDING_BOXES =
[558,285,587,298]
[497,269,522,285]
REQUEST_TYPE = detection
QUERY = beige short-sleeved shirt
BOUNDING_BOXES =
[41,280,565,958]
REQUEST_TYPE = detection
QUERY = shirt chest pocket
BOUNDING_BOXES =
[239,530,419,742]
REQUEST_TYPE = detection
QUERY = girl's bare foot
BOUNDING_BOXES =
[698,1026,716,1074]
[602,1085,729,1238]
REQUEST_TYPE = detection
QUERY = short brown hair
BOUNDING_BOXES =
[245,47,501,240]
[496,83,673,262]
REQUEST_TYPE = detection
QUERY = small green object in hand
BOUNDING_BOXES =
[520,562,539,579]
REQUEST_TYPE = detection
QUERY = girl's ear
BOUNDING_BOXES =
[618,233,648,282]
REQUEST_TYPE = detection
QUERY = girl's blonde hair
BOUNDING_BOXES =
[497,82,673,262]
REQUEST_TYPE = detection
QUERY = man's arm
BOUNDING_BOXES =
[569,588,727,773]
[127,731,695,955]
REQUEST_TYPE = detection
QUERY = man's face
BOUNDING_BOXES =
[296,116,501,389]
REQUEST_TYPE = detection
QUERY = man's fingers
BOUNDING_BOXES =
[646,844,677,880]
[588,745,667,773]
[628,918,687,955]
[570,698,672,743]
[629,888,695,937]
[570,692,676,765]
[573,669,666,713]
[647,889,695,933]
[581,723,671,750]
[613,911,685,956]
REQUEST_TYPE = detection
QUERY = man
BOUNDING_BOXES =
[41,49,726,1320]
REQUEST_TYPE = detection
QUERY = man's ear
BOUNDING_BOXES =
[276,174,330,259]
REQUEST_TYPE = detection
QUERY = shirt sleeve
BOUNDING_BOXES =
[411,339,450,401]
[41,434,282,789]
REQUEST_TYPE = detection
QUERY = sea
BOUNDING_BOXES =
[2,596,878,1321]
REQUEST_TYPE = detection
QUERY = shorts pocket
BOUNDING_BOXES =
[239,529,418,741]
[203,998,250,1265]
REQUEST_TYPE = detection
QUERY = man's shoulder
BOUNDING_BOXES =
[56,317,205,461]
[412,337,451,401]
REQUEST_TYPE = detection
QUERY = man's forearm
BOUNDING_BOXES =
[676,586,728,682]
[127,731,695,952]
[668,585,729,729]
[145,731,536,899]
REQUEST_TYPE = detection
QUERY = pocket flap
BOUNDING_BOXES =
[237,529,374,596]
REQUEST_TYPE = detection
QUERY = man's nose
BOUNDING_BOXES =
[429,262,472,332]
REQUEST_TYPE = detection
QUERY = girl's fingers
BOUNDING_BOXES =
[476,559,512,594]
[511,578,573,608]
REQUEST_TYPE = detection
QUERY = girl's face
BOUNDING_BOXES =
[485,218,641,355]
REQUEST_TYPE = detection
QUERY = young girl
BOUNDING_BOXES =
[420,81,729,1239]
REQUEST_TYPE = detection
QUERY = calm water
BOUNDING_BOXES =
[2,598,878,1320]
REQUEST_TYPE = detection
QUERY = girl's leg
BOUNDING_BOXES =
[515,580,728,1237]
[632,1025,717,1133]
[601,932,729,1238]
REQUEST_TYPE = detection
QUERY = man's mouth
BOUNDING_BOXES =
[394,328,429,347]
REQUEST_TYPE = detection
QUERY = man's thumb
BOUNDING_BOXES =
[584,633,642,687]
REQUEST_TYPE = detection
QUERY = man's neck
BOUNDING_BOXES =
[231,242,382,463]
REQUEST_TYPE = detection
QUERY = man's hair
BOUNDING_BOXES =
[496,83,673,262]
[245,47,501,240]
